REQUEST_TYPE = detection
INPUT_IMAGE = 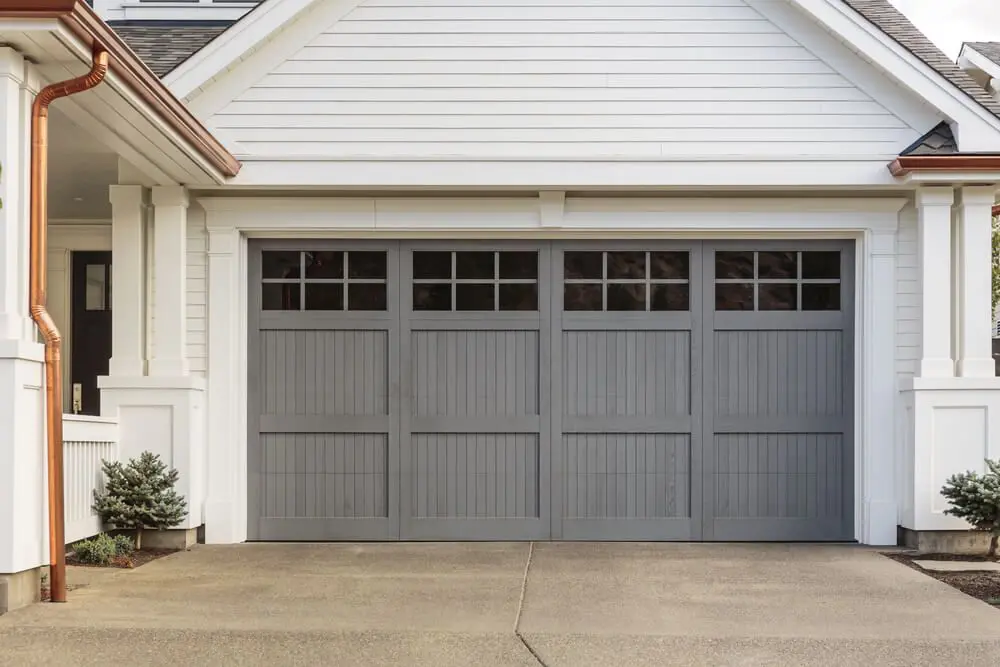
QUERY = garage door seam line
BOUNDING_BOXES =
[513,541,547,667]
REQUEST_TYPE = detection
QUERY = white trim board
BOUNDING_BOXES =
[200,195,902,545]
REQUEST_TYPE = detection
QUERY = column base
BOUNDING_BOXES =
[99,376,206,531]
[957,358,997,378]
[898,527,995,555]
[0,567,42,615]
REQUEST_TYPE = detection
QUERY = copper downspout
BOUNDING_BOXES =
[30,47,109,604]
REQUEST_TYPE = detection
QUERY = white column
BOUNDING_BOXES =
[0,47,26,341]
[204,222,247,544]
[956,185,998,378]
[149,186,189,376]
[0,49,46,584]
[108,185,148,377]
[915,187,956,378]
[862,229,898,545]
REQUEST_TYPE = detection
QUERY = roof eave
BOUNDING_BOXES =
[0,0,240,179]
[889,155,1000,177]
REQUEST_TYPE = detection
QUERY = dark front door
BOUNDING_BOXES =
[71,251,112,416]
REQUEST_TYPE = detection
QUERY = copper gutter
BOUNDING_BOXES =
[31,47,109,604]
[890,155,1000,177]
[1,0,239,179]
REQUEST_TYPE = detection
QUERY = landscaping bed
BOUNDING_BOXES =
[67,547,177,569]
[885,552,1000,608]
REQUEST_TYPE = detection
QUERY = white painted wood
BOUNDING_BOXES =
[187,206,208,378]
[0,50,46,575]
[956,186,997,378]
[150,186,190,376]
[108,185,148,377]
[206,0,920,163]
[860,229,898,545]
[915,188,955,378]
[62,415,118,544]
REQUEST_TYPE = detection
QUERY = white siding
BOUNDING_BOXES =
[210,0,920,160]
[187,206,208,378]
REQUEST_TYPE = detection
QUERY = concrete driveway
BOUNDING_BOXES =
[1,543,998,666]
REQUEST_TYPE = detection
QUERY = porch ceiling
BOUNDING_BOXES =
[49,107,117,220]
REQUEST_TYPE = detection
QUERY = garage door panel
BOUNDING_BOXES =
[562,433,691,520]
[562,330,690,417]
[714,329,844,419]
[411,433,539,519]
[411,329,539,417]
[714,433,843,520]
[259,433,389,519]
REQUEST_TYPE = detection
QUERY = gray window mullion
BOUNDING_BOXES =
[645,250,651,312]
[451,252,457,312]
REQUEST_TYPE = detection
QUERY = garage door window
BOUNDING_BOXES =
[564,250,689,312]
[715,250,841,311]
[261,250,388,311]
[412,251,539,311]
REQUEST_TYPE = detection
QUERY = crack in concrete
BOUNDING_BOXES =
[513,542,548,666]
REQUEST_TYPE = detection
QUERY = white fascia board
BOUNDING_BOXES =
[164,0,324,100]
[791,0,1000,151]
[900,171,1000,186]
[46,24,227,185]
[223,158,902,189]
[958,44,1000,82]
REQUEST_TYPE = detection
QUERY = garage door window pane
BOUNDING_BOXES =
[499,284,538,311]
[414,284,451,310]
[348,251,387,279]
[347,284,387,311]
[304,251,343,279]
[757,251,797,279]
[802,284,840,310]
[759,283,797,310]
[565,252,603,279]
[305,283,344,310]
[716,283,754,310]
[565,284,602,311]
[651,284,689,311]
[456,252,494,280]
[606,251,645,280]
[456,284,495,311]
[607,284,645,311]
[651,252,689,279]
[262,251,300,279]
[499,252,538,279]
[715,251,754,279]
[413,252,451,279]
[263,283,300,310]
[802,251,841,280]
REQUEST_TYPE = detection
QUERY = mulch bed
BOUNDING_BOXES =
[66,548,178,570]
[884,552,1000,608]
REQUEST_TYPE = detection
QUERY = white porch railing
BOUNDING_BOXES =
[63,415,119,544]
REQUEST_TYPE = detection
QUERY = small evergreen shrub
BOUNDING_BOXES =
[113,533,136,556]
[941,458,1000,559]
[74,533,117,565]
[92,451,187,550]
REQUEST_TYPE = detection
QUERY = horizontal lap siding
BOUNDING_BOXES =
[211,0,916,160]
[187,208,207,377]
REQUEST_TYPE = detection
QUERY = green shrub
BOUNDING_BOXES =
[941,458,1000,559]
[73,534,117,565]
[112,533,135,556]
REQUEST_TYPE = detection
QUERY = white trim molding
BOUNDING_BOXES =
[201,194,903,545]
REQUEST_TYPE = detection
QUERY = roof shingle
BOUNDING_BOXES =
[966,41,1000,68]
[111,24,231,77]
[840,0,1000,117]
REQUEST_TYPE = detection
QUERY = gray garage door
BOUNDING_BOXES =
[248,240,853,542]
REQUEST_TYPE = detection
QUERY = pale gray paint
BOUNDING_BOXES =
[248,240,853,541]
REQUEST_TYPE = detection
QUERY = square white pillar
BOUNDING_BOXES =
[0,49,46,578]
[915,187,956,378]
[956,185,997,378]
[149,186,189,376]
[108,185,148,377]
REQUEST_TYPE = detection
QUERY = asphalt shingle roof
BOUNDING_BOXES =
[841,0,1000,118]
[966,42,1000,68]
[111,24,231,77]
